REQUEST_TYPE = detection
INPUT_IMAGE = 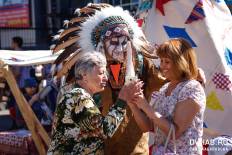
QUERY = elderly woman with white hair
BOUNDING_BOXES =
[47,52,142,155]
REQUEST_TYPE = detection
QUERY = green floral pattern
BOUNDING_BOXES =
[47,84,126,155]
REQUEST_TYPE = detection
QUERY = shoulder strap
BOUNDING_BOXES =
[164,123,177,154]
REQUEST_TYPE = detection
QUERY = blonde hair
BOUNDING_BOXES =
[156,38,198,80]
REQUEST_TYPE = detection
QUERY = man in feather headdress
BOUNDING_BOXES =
[52,3,165,155]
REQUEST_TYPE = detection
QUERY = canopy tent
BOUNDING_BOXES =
[0,50,58,155]
[138,0,232,138]
[0,50,59,66]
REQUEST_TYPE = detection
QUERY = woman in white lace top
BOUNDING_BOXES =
[128,38,206,155]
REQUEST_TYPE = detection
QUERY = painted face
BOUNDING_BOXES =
[160,57,175,80]
[105,36,129,62]
[85,65,108,93]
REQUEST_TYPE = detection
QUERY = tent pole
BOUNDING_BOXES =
[0,64,50,155]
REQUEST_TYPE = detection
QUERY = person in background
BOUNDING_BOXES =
[10,36,35,89]
[7,78,51,129]
[128,38,206,155]
[11,36,23,51]
[35,63,58,115]
[24,78,52,125]
[47,52,142,155]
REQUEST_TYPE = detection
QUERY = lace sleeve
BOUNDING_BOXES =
[178,80,206,107]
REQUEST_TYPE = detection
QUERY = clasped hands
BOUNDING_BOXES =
[118,79,147,109]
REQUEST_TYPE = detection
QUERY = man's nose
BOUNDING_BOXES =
[116,44,123,52]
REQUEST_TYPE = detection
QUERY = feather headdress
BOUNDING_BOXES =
[52,3,156,81]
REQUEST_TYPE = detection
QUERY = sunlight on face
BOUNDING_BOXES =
[160,57,175,80]
[105,36,128,62]
[86,66,108,93]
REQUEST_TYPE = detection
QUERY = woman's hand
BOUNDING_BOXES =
[119,80,154,132]
[131,93,146,109]
[118,79,143,103]
[133,94,155,118]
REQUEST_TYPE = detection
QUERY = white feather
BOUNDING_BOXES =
[58,29,64,34]
[52,34,60,41]
[74,8,80,15]
[96,41,105,54]
[50,44,56,50]
[63,20,69,28]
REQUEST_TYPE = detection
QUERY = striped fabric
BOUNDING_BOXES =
[185,0,205,24]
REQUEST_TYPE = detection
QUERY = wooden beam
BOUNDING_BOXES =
[0,66,51,155]
[0,60,4,77]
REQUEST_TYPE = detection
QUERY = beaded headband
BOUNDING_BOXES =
[91,16,134,47]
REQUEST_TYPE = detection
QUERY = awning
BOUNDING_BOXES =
[0,50,59,66]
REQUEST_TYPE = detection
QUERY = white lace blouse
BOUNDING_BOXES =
[150,80,206,155]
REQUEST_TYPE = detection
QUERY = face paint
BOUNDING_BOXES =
[105,36,129,62]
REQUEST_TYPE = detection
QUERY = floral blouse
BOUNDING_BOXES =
[47,84,126,155]
[150,80,206,155]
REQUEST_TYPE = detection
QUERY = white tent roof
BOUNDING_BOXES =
[0,50,59,66]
